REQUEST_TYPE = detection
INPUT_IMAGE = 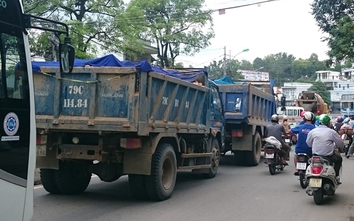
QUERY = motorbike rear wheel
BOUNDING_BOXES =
[299,173,307,189]
[269,163,276,175]
[313,189,324,205]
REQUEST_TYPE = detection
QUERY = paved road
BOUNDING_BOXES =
[33,151,354,221]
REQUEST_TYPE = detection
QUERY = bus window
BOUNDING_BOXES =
[1,33,27,99]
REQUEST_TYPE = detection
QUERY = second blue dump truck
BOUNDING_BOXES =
[214,76,276,166]
[34,55,224,201]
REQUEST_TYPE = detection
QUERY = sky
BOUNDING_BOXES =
[175,0,329,67]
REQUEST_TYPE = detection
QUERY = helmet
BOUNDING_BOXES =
[283,115,288,121]
[300,110,306,118]
[303,111,315,121]
[337,116,343,123]
[271,114,279,122]
[318,114,331,125]
[343,117,350,124]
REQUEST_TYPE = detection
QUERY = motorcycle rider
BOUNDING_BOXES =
[334,116,344,133]
[282,116,291,134]
[306,114,344,184]
[265,114,291,165]
[291,111,316,176]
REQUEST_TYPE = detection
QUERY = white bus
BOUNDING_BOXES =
[0,1,74,220]
[276,106,304,125]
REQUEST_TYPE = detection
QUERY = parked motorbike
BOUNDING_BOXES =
[264,143,286,175]
[295,153,310,189]
[305,156,340,205]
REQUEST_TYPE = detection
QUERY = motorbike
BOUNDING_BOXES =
[305,156,340,205]
[282,133,292,146]
[340,133,351,156]
[264,143,286,175]
[295,153,310,189]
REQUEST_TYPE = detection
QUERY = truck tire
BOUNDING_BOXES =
[202,138,220,178]
[145,143,177,201]
[128,174,149,200]
[246,132,262,166]
[40,169,61,194]
[55,161,91,195]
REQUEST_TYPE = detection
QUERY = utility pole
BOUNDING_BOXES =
[223,46,226,76]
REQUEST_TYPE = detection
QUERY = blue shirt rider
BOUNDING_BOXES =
[291,111,316,176]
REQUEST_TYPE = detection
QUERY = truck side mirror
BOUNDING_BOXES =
[59,37,75,73]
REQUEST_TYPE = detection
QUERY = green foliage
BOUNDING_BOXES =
[129,0,214,68]
[207,52,329,87]
[24,0,146,59]
[311,0,354,65]
[308,81,331,105]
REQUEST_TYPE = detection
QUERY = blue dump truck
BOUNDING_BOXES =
[34,55,224,201]
[214,76,276,166]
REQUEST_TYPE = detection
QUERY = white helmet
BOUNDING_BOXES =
[344,118,350,124]
[271,114,279,122]
[303,111,314,121]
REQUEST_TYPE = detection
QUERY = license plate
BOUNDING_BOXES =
[344,140,350,145]
[285,139,290,142]
[36,145,46,157]
[296,162,307,170]
[266,153,274,158]
[309,178,322,188]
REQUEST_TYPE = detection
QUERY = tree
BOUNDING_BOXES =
[308,81,331,105]
[24,0,146,59]
[311,0,354,65]
[129,0,214,68]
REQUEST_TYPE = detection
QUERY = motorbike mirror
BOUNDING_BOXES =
[59,37,75,73]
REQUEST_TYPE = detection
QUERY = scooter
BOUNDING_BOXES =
[295,153,310,189]
[264,143,286,175]
[341,134,351,155]
[282,133,292,146]
[305,156,340,205]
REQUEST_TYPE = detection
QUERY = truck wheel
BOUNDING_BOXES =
[145,143,177,201]
[128,174,149,200]
[40,169,61,194]
[55,161,91,195]
[202,138,220,178]
[246,132,262,166]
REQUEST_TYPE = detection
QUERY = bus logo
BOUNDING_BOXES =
[3,112,19,136]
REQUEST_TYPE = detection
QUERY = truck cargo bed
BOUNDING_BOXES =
[34,67,209,135]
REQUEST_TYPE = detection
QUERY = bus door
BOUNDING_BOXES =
[0,30,36,221]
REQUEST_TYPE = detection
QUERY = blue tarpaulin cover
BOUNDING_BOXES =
[213,76,248,85]
[31,54,205,83]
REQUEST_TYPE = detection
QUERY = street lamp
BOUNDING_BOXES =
[231,48,249,60]
[224,48,249,77]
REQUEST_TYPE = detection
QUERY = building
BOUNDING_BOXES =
[281,82,312,106]
[315,70,354,113]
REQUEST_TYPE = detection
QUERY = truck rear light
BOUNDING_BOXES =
[120,138,141,149]
[231,130,243,137]
[36,134,47,145]
[311,166,323,175]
